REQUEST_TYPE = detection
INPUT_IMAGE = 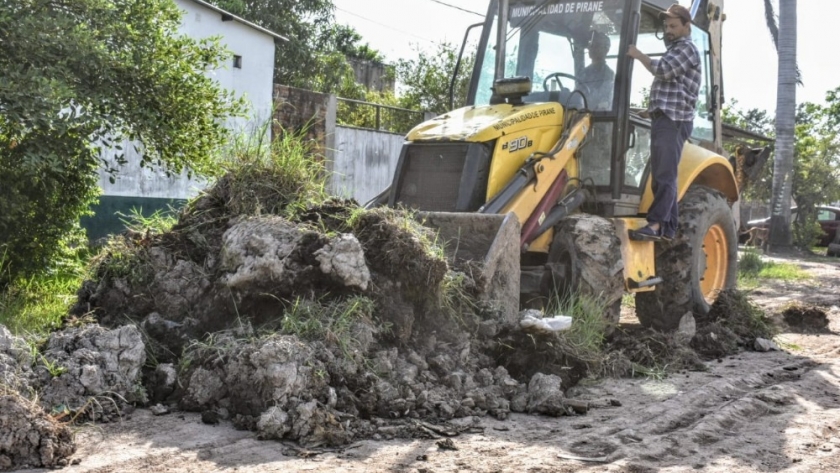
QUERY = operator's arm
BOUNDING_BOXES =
[626,45,655,74]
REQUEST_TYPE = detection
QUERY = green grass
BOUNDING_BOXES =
[214,124,329,220]
[118,207,178,235]
[0,271,83,334]
[280,295,378,358]
[758,262,812,280]
[546,292,610,365]
[810,246,828,257]
[738,249,812,288]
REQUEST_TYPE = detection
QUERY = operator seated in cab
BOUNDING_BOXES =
[578,31,615,111]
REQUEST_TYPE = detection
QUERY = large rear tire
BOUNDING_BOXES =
[545,214,624,331]
[636,185,738,331]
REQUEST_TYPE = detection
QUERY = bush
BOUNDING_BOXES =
[0,0,242,284]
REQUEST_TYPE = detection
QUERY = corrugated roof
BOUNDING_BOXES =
[185,0,288,42]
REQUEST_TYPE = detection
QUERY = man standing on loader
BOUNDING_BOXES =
[626,3,701,242]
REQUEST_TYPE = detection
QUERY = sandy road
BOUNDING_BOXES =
[20,253,840,473]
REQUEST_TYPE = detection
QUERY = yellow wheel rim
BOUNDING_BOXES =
[700,223,728,303]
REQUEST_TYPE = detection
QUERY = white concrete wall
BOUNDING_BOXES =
[331,127,405,205]
[176,0,276,132]
[98,0,276,200]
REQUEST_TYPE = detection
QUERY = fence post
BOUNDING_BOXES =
[325,94,337,194]
[375,105,381,131]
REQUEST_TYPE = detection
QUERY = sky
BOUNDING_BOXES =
[334,0,840,113]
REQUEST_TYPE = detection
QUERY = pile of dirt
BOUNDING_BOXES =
[692,289,775,358]
[0,392,75,470]
[0,326,34,393]
[58,179,593,446]
[782,304,831,333]
[606,326,706,373]
[9,160,783,451]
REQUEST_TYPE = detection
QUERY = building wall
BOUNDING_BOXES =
[86,0,276,239]
[273,85,333,161]
[96,0,276,202]
[176,0,276,133]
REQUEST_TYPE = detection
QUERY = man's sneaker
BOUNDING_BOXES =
[629,225,663,242]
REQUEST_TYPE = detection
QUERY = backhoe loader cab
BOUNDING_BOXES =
[380,0,738,332]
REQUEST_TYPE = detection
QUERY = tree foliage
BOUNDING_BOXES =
[394,42,475,115]
[0,0,242,283]
[210,0,381,93]
[789,91,840,248]
[723,87,840,249]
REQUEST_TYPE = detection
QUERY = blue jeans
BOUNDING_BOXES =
[648,114,693,237]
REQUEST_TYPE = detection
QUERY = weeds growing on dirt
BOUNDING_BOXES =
[87,236,152,287]
[439,272,477,327]
[738,249,764,276]
[710,288,774,339]
[546,292,609,366]
[118,207,178,235]
[279,295,378,358]
[215,125,329,219]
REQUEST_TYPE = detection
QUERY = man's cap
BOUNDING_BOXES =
[589,31,611,49]
[659,3,692,23]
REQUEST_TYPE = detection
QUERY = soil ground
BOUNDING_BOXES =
[18,250,840,473]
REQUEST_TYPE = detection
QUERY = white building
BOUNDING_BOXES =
[87,0,285,238]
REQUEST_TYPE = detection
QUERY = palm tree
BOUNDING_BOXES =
[764,0,798,248]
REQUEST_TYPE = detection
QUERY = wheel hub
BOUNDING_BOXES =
[700,223,729,303]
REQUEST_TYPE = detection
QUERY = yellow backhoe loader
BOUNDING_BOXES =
[370,0,756,331]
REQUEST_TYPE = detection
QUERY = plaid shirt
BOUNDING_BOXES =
[649,37,701,122]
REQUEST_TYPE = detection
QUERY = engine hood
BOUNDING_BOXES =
[406,102,565,143]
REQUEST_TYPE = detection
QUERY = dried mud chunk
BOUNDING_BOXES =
[38,325,146,415]
[352,209,448,289]
[220,216,306,290]
[527,373,565,416]
[152,259,210,318]
[314,234,370,290]
[0,393,76,470]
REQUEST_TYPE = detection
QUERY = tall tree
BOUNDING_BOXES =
[764,0,798,249]
[210,1,380,93]
[0,0,242,283]
[790,97,840,248]
[394,42,475,115]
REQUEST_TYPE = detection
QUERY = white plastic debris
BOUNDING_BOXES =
[519,312,573,333]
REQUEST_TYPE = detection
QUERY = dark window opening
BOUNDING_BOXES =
[233,55,242,69]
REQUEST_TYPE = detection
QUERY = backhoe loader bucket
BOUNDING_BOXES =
[417,212,521,324]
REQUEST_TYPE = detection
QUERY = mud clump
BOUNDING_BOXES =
[607,326,705,373]
[38,324,146,422]
[690,289,775,358]
[0,393,76,470]
[691,323,741,359]
[782,305,830,333]
[0,326,34,393]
